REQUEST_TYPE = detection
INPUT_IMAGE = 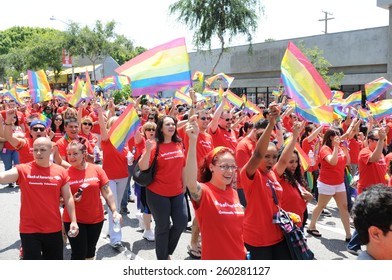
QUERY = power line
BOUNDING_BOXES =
[318,10,334,34]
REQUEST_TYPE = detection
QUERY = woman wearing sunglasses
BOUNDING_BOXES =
[79,116,98,149]
[50,113,65,143]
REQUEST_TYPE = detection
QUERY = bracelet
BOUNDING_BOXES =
[191,105,197,109]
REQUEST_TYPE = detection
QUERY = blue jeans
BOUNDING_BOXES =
[347,230,361,251]
[0,148,20,171]
[121,163,135,209]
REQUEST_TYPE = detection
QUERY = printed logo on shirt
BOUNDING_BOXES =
[69,177,99,186]
[160,150,183,160]
[214,200,245,215]
[200,140,213,149]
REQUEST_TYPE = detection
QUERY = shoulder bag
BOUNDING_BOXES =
[132,143,160,187]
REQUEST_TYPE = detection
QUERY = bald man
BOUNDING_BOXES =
[0,137,78,260]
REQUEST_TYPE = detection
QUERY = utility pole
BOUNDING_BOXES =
[318,10,334,34]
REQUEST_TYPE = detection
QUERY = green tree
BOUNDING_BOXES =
[64,20,117,81]
[298,41,344,90]
[169,0,263,75]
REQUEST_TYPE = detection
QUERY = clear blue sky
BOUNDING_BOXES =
[1,0,389,51]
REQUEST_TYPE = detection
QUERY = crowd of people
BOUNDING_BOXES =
[0,87,391,260]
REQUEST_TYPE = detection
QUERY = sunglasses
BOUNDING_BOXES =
[32,127,45,132]
[145,128,156,132]
[221,117,231,122]
[82,122,93,126]
[199,117,211,121]
[55,118,63,121]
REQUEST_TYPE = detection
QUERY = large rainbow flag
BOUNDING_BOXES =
[28,69,51,104]
[295,104,333,125]
[342,91,362,108]
[108,104,141,152]
[115,38,191,96]
[281,41,332,109]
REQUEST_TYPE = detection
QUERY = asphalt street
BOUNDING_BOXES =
[0,160,358,261]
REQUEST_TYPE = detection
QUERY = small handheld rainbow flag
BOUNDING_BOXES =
[367,99,392,121]
[365,77,392,102]
[281,41,332,109]
[108,104,141,152]
[38,113,52,128]
[342,91,362,108]
[226,90,244,108]
[174,90,192,105]
[205,73,234,89]
[28,69,51,104]
[116,38,191,96]
[3,86,24,106]
[53,90,67,101]
[192,71,205,90]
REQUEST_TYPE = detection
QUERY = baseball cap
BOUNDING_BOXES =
[30,120,47,128]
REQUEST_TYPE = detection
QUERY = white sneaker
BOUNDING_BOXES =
[136,213,145,230]
[142,229,155,241]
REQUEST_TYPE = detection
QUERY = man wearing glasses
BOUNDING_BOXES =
[347,127,388,256]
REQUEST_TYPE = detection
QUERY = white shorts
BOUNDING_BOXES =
[317,180,346,195]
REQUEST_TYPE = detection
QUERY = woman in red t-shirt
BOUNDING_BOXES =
[274,122,313,229]
[79,116,98,148]
[307,128,352,241]
[240,104,293,260]
[137,115,187,260]
[63,141,121,260]
[50,113,65,143]
[184,120,246,260]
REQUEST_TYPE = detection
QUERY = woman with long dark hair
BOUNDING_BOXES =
[137,115,187,260]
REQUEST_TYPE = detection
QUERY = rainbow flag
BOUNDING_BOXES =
[205,73,234,88]
[28,69,51,104]
[98,76,116,91]
[242,95,262,114]
[67,77,84,107]
[115,75,131,90]
[174,90,192,105]
[3,86,24,106]
[306,172,314,191]
[115,38,191,96]
[192,71,205,90]
[357,107,369,122]
[53,90,67,101]
[15,85,28,92]
[38,113,52,128]
[331,90,344,100]
[342,91,362,108]
[271,88,283,97]
[250,112,264,124]
[367,99,392,121]
[109,104,141,151]
[295,105,333,125]
[365,77,392,102]
[202,87,219,97]
[281,41,332,109]
[226,90,244,108]
[84,70,94,99]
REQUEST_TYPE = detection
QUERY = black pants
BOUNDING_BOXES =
[64,221,104,260]
[20,231,63,260]
[245,239,292,260]
[146,188,188,260]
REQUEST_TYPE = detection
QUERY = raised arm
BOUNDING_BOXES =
[244,104,279,179]
[184,117,202,202]
[94,103,109,141]
[209,93,228,133]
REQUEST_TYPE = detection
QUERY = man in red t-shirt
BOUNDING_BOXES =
[347,127,388,256]
[0,137,78,260]
[54,117,94,164]
[208,93,237,151]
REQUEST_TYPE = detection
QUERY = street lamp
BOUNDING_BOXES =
[20,73,24,86]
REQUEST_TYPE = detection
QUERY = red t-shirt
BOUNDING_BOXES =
[318,145,347,185]
[282,116,293,133]
[52,128,64,143]
[16,137,35,163]
[209,125,237,151]
[79,132,98,148]
[274,167,307,228]
[0,110,26,129]
[348,138,362,165]
[240,168,284,247]
[385,152,392,168]
[101,139,129,180]
[63,164,109,224]
[301,136,321,172]
[183,131,214,168]
[146,141,185,197]
[357,147,387,194]
[56,135,94,159]
[88,111,101,135]
[192,182,246,260]
[16,162,69,233]
[235,136,256,190]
